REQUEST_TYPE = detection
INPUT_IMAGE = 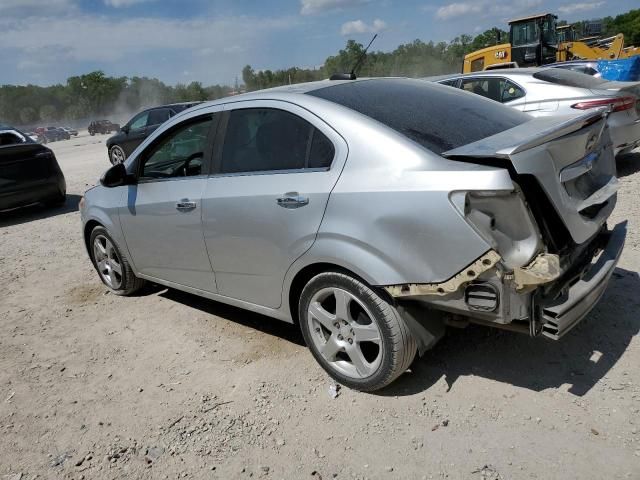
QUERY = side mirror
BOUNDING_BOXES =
[100,162,136,188]
[121,125,130,134]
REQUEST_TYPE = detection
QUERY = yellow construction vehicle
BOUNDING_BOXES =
[462,13,639,73]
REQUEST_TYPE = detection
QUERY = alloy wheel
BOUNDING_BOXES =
[306,287,383,379]
[93,234,123,289]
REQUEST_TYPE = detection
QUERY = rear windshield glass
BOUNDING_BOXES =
[533,68,606,88]
[307,78,529,154]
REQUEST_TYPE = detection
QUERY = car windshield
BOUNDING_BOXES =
[533,68,606,88]
[306,78,529,155]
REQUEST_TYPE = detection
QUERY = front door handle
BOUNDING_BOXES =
[176,199,197,211]
[276,192,309,209]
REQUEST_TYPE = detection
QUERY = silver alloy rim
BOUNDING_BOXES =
[111,147,125,165]
[307,287,383,379]
[93,235,123,289]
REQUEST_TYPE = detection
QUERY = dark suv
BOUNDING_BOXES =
[105,102,201,164]
[89,120,118,136]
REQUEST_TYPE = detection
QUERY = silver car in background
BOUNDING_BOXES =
[429,67,640,155]
[81,78,625,391]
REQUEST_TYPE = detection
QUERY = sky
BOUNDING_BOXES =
[0,0,636,86]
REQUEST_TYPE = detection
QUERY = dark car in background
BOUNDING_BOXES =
[0,127,66,211]
[106,102,201,164]
[89,120,118,136]
[41,126,69,142]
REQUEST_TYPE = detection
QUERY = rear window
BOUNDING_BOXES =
[307,78,529,154]
[533,68,606,88]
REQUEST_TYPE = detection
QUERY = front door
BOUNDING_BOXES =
[201,102,347,308]
[119,114,218,292]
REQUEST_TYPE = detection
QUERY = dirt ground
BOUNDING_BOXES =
[1,132,639,480]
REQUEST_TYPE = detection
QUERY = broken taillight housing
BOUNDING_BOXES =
[571,96,636,113]
[451,189,542,269]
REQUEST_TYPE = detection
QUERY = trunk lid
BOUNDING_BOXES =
[443,110,617,246]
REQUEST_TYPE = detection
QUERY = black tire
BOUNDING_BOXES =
[299,271,416,392]
[88,226,145,296]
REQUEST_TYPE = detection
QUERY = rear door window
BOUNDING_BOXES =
[220,108,334,174]
[461,78,525,103]
[147,108,172,126]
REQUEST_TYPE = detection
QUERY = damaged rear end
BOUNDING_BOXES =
[386,110,626,340]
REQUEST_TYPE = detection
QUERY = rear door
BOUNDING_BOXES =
[201,100,347,308]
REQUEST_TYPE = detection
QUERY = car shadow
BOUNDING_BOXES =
[155,286,306,347]
[135,268,637,397]
[0,194,82,227]
[380,267,640,397]
[616,151,640,178]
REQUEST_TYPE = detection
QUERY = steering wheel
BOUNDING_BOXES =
[179,152,203,176]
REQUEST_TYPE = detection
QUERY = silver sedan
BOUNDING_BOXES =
[81,78,625,391]
[428,67,640,156]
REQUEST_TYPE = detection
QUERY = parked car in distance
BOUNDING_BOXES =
[89,120,118,136]
[82,78,624,391]
[62,126,79,137]
[427,67,640,155]
[0,126,66,211]
[106,102,202,165]
[42,126,69,142]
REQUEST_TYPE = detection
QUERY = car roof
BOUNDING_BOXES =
[189,78,409,110]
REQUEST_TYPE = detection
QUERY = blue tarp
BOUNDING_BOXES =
[597,57,640,81]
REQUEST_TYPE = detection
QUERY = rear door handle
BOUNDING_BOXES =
[176,199,197,211]
[276,192,309,209]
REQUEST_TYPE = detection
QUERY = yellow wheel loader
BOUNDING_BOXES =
[462,13,639,73]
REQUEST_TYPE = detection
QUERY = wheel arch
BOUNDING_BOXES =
[286,261,395,326]
[83,219,103,259]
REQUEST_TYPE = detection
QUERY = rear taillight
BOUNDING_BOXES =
[571,96,636,113]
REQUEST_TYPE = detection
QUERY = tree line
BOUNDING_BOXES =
[1,8,638,127]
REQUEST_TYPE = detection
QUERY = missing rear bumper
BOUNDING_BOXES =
[537,221,626,339]
[384,250,501,298]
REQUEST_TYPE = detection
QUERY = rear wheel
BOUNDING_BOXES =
[299,271,416,392]
[109,145,126,165]
[89,226,145,295]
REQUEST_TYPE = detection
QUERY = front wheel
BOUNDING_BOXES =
[89,226,145,295]
[299,272,416,392]
[109,145,126,165]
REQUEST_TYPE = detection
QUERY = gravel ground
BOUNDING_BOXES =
[1,132,639,480]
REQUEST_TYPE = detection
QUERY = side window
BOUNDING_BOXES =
[308,128,335,169]
[0,131,25,146]
[129,112,149,130]
[147,108,172,126]
[501,80,526,103]
[221,108,334,174]
[439,79,458,87]
[140,116,213,180]
[462,78,491,99]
